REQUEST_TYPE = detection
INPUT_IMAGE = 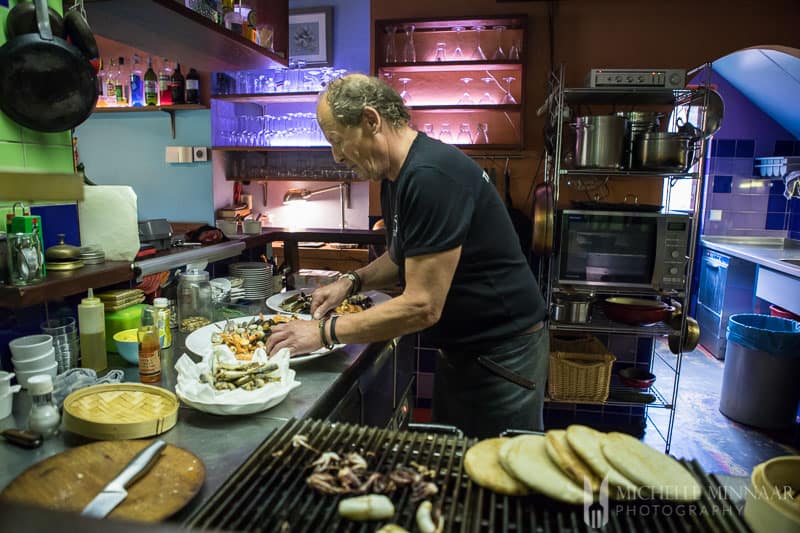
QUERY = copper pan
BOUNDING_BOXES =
[532,182,554,256]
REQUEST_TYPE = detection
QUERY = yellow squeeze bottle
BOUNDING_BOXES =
[78,288,108,371]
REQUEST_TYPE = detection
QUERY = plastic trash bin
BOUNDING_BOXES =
[719,314,800,429]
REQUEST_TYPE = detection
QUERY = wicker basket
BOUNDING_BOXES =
[548,334,616,403]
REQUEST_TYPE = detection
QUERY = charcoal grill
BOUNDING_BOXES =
[185,418,751,532]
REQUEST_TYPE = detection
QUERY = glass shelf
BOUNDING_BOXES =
[560,168,700,179]
[379,61,522,72]
[211,92,320,104]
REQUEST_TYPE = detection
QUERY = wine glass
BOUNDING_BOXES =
[385,25,397,63]
[434,42,447,62]
[501,76,517,104]
[472,25,486,60]
[438,123,452,143]
[457,123,473,144]
[381,71,394,89]
[457,77,474,104]
[509,38,521,61]
[398,77,412,104]
[479,76,496,104]
[474,122,489,144]
[493,26,506,60]
[452,26,465,59]
[403,25,416,63]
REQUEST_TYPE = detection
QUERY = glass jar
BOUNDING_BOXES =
[177,268,213,332]
[7,232,45,286]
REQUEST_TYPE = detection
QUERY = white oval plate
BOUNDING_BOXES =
[183,315,344,365]
[266,289,392,318]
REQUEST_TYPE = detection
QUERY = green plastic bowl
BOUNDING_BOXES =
[113,328,139,365]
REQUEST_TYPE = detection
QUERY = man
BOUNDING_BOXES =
[267,74,548,437]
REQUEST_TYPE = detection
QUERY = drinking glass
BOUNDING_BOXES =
[451,26,465,59]
[403,25,416,63]
[41,316,78,372]
[398,77,412,104]
[474,122,489,144]
[472,26,486,60]
[457,77,474,104]
[422,123,435,138]
[493,26,506,60]
[501,76,517,104]
[457,123,473,144]
[479,76,496,104]
[438,123,452,143]
[509,38,521,61]
[434,42,447,62]
[385,25,398,63]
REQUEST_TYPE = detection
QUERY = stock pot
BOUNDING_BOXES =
[573,115,628,169]
[632,132,697,172]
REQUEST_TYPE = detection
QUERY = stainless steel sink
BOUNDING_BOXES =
[780,258,800,267]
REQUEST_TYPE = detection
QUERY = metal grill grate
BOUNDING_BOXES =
[185,419,751,532]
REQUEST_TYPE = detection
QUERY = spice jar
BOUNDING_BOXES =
[27,375,60,438]
[177,268,213,332]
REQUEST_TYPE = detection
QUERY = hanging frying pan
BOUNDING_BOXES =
[4,0,64,40]
[532,181,554,256]
[0,0,97,132]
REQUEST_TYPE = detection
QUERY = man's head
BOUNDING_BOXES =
[317,74,412,182]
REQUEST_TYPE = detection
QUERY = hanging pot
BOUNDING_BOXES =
[532,181,554,256]
[0,0,98,132]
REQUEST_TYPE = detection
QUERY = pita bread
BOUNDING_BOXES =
[565,425,638,497]
[498,435,585,504]
[545,430,601,492]
[464,438,528,495]
[602,432,702,502]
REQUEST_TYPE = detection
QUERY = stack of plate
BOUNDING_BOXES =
[79,245,105,265]
[229,263,273,300]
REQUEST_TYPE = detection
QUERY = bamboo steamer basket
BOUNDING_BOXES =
[745,455,800,533]
[63,383,179,440]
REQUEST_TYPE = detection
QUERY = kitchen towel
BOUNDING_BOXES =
[78,186,140,261]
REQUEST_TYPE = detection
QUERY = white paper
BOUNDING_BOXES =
[78,185,140,261]
[175,346,300,415]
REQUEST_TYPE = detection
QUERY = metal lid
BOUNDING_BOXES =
[153,297,169,308]
[180,268,209,283]
[45,234,81,262]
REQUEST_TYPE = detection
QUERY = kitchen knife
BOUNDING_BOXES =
[80,439,167,519]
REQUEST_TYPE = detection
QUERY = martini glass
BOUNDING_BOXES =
[479,76,496,104]
[457,77,474,104]
[434,42,447,62]
[509,38,521,61]
[452,26,465,59]
[474,122,489,144]
[456,123,473,144]
[398,77,412,104]
[438,123,452,143]
[501,76,517,104]
[472,25,486,60]
[493,26,506,60]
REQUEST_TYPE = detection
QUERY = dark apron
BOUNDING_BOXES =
[432,326,549,439]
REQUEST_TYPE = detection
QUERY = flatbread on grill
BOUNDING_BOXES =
[565,425,638,498]
[545,429,601,493]
[602,432,702,502]
[464,438,528,495]
[498,435,585,504]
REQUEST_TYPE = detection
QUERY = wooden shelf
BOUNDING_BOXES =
[212,92,319,104]
[85,0,288,72]
[378,61,522,73]
[409,104,521,112]
[93,104,208,113]
[0,172,84,203]
[0,262,133,309]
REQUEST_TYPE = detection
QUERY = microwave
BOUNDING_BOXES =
[556,210,690,291]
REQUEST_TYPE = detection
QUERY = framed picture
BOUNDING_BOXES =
[288,7,333,67]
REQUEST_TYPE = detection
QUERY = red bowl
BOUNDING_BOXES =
[618,367,656,389]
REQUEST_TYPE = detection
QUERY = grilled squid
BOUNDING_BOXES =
[416,501,443,533]
[338,494,395,521]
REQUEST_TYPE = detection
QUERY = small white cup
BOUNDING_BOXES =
[12,347,56,371]
[9,334,53,361]
[0,371,14,395]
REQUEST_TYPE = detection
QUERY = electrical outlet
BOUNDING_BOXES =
[709,209,723,221]
[193,146,209,162]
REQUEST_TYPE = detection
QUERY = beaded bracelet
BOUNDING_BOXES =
[329,314,340,345]
[319,316,334,349]
[340,270,362,297]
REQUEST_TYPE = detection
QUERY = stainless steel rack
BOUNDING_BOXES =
[542,65,712,453]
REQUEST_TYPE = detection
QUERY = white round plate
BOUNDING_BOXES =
[267,290,392,318]
[183,315,344,365]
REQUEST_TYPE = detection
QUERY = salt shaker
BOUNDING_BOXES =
[27,375,60,438]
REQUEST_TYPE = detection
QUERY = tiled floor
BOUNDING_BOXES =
[646,340,799,476]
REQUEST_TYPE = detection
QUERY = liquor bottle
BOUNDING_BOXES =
[115,56,128,106]
[224,0,243,34]
[129,54,145,107]
[144,56,158,106]
[171,62,186,104]
[106,57,117,107]
[96,58,107,107]
[158,58,173,106]
[185,67,200,104]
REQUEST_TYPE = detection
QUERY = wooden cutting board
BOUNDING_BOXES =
[0,439,205,522]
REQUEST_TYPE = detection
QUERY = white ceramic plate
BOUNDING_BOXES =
[175,373,300,416]
[266,290,392,318]
[183,315,344,364]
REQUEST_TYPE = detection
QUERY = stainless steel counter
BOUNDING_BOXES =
[0,332,390,522]
[700,236,800,278]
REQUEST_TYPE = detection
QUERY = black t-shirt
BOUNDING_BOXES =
[381,133,546,349]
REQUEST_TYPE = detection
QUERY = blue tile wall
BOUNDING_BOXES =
[716,139,736,157]
[765,212,786,230]
[774,140,795,156]
[713,175,733,193]
[736,139,755,158]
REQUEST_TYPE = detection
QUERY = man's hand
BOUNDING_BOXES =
[266,319,324,357]
[309,277,351,319]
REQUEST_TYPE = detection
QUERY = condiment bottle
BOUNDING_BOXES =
[27,375,60,439]
[138,306,162,383]
[78,288,107,371]
[153,297,172,348]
